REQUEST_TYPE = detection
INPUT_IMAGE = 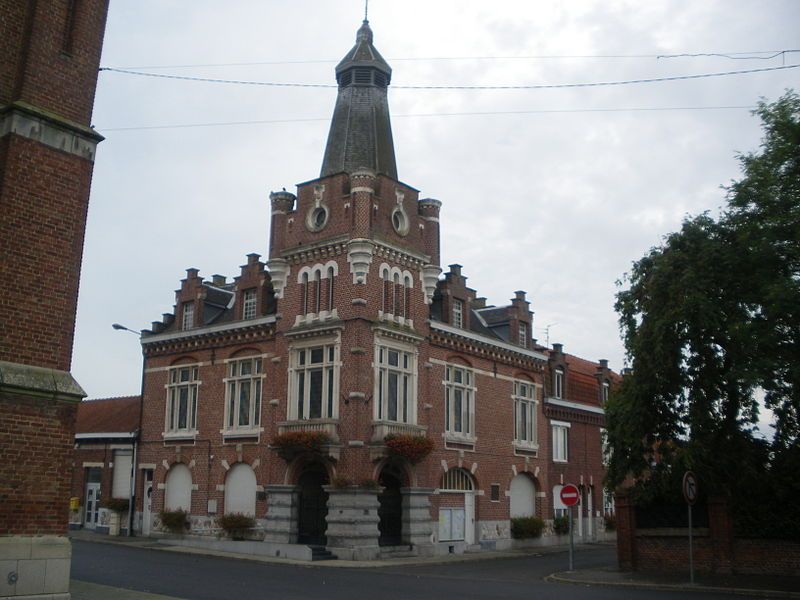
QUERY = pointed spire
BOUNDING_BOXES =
[320,19,398,179]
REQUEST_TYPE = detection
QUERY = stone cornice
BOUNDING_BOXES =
[373,239,430,268]
[0,101,103,161]
[281,236,349,264]
[429,321,548,370]
[0,360,86,403]
[142,317,277,356]
[543,402,605,427]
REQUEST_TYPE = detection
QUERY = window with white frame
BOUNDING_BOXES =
[601,381,610,404]
[242,288,257,320]
[513,380,538,447]
[166,365,200,434]
[224,356,263,431]
[452,299,463,328]
[518,322,528,348]
[553,367,564,399]
[552,420,570,462]
[289,343,339,420]
[181,302,194,330]
[375,343,417,423]
[445,364,475,438]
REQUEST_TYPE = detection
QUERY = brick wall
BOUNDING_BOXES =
[0,394,76,535]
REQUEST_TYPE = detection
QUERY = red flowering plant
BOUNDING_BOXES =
[272,431,332,460]
[384,434,433,463]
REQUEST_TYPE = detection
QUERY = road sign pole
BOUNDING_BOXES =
[688,503,694,584]
[568,506,574,571]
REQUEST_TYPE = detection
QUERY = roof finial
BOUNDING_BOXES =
[364,0,369,22]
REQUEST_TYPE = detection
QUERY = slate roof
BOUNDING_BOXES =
[76,396,140,435]
[320,20,398,179]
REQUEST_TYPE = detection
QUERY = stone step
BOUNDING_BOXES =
[379,544,418,559]
[309,545,337,561]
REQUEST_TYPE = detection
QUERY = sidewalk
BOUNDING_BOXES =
[547,566,800,598]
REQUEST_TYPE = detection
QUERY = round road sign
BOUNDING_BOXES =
[682,471,698,505]
[560,484,580,507]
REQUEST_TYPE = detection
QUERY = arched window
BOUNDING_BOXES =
[224,463,257,516]
[165,464,192,512]
[314,270,321,313]
[440,468,474,491]
[301,272,309,315]
[327,266,335,311]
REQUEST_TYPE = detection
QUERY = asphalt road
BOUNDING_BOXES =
[71,541,735,600]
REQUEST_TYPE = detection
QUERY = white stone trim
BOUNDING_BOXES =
[142,315,276,345]
[430,321,548,361]
[75,432,136,440]
[1,105,101,161]
[545,397,605,415]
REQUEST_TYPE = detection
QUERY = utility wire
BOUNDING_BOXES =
[99,63,799,91]
[100,105,755,132]
[111,49,799,70]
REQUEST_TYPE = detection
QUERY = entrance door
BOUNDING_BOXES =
[297,465,329,545]
[378,467,403,546]
[464,493,476,544]
[85,483,101,529]
[142,470,153,536]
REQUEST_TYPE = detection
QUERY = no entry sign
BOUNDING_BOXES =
[560,484,580,507]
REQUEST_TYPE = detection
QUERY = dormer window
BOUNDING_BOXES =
[518,322,528,348]
[554,367,564,399]
[242,288,257,320]
[452,299,463,328]
[181,302,194,330]
[602,381,610,404]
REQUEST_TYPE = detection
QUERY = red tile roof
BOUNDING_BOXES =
[76,396,140,434]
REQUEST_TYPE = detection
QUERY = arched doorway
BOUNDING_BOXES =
[438,468,476,544]
[297,463,329,545]
[378,463,406,546]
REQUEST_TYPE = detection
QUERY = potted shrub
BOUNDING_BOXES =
[511,516,545,539]
[272,431,332,461]
[553,515,570,535]
[159,509,189,534]
[384,434,433,463]
[216,513,256,540]
[101,498,130,536]
[603,513,616,531]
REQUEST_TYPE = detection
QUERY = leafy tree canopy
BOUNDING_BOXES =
[605,92,800,507]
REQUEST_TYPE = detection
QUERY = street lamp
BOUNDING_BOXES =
[112,323,145,537]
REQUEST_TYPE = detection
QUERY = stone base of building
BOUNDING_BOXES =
[325,487,380,561]
[0,536,72,599]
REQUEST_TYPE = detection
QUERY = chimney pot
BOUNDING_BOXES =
[552,343,564,354]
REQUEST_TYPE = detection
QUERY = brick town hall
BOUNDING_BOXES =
[114,19,615,559]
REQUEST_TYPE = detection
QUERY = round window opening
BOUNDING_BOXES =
[307,206,329,231]
[391,208,409,236]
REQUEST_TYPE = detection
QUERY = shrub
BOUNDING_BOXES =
[384,434,433,463]
[331,475,352,489]
[159,509,189,534]
[511,516,544,539]
[217,513,256,540]
[553,515,570,535]
[101,497,130,513]
[604,514,616,531]
[272,431,332,454]
[359,478,380,491]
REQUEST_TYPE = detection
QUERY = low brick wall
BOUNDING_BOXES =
[615,489,800,576]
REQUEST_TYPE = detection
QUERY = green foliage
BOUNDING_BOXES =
[101,497,130,513]
[330,475,352,489]
[510,516,544,539]
[272,431,332,454]
[159,509,189,534]
[603,514,616,531]
[359,478,380,490]
[384,434,434,463]
[216,513,256,539]
[607,91,800,538]
[552,516,569,535]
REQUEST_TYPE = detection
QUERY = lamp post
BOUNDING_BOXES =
[112,323,145,537]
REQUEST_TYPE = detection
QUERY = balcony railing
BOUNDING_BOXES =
[277,419,339,442]
[371,421,426,442]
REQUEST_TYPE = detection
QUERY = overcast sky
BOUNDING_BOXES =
[73,0,798,430]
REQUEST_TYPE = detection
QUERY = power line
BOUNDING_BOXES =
[100,105,755,132]
[99,63,799,91]
[110,49,800,70]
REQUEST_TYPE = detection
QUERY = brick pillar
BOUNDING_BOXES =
[615,488,637,571]
[708,496,733,574]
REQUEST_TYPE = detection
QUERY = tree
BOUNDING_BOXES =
[605,92,800,524]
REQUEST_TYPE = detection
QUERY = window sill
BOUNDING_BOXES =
[513,441,539,457]
[553,458,568,464]
[221,427,263,441]
[444,433,476,451]
[162,430,198,441]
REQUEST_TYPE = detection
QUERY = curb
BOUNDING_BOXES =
[545,571,800,599]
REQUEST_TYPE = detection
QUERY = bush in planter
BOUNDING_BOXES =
[384,434,433,463]
[330,476,352,489]
[359,478,380,491]
[553,515,570,535]
[272,431,332,454]
[217,513,256,540]
[604,514,616,531]
[101,497,130,513]
[511,516,544,539]
[159,509,189,534]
